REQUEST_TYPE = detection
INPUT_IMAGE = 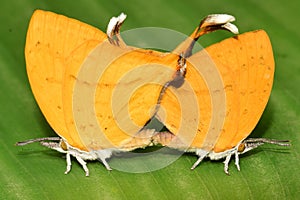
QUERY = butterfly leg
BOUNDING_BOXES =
[235,151,241,171]
[223,154,232,175]
[64,153,72,175]
[191,149,209,170]
[75,156,89,176]
[99,158,112,171]
[95,150,113,171]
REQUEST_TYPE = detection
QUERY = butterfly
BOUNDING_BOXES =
[17,10,289,176]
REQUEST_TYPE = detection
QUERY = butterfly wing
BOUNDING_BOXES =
[159,30,274,152]
[25,10,106,150]
[64,42,176,150]
[209,30,274,152]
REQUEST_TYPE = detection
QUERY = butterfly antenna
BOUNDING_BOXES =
[239,138,290,155]
[15,137,61,146]
[244,138,291,146]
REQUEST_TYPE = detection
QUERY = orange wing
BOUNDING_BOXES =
[26,10,181,151]
[160,30,274,152]
[210,30,274,152]
[64,41,178,150]
[25,10,106,150]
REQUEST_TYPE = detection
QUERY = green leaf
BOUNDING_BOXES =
[1,0,299,199]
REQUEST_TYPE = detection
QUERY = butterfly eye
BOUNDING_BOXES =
[237,143,246,153]
[60,140,68,151]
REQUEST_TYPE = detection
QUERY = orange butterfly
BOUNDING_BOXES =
[17,10,289,176]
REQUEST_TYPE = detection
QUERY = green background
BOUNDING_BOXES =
[1,0,299,199]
